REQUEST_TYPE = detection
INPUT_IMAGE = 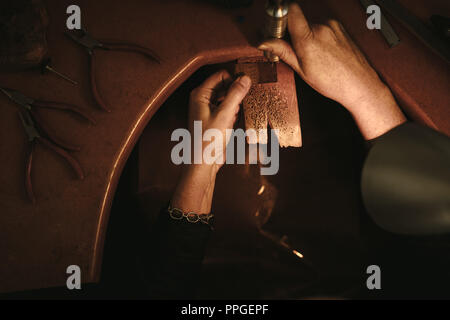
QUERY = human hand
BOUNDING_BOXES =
[258,2,406,140]
[171,71,251,214]
[187,70,252,170]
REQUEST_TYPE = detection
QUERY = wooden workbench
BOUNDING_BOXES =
[0,0,448,293]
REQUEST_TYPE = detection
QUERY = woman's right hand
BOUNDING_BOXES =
[258,2,406,140]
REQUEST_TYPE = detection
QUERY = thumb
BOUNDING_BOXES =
[215,75,251,122]
[258,39,304,76]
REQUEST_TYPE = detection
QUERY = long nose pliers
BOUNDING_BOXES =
[1,87,95,151]
[65,29,160,112]
[0,87,91,203]
[18,110,85,203]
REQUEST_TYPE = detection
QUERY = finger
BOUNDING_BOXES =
[288,2,312,44]
[328,20,367,60]
[190,70,232,106]
[190,70,231,120]
[258,39,304,77]
[327,19,341,30]
[328,19,350,42]
[215,75,251,121]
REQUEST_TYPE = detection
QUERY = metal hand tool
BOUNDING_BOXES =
[263,0,289,62]
[18,110,84,204]
[360,0,401,48]
[0,87,95,151]
[40,58,78,85]
[377,0,450,63]
[65,29,160,112]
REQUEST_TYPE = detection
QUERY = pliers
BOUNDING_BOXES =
[65,29,160,112]
[0,87,95,151]
[18,110,84,204]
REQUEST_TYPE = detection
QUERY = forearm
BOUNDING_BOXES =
[171,164,218,214]
[145,71,248,298]
[346,85,407,140]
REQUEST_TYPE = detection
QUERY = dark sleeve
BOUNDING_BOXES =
[361,122,450,236]
[145,207,212,299]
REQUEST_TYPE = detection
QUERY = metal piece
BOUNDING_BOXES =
[0,87,34,110]
[264,0,289,62]
[45,65,78,85]
[241,61,302,148]
[41,58,78,85]
[377,0,450,63]
[235,57,278,84]
[360,0,400,48]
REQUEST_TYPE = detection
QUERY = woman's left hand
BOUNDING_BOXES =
[171,70,251,214]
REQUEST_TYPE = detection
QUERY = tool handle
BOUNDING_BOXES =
[37,137,85,180]
[30,109,81,151]
[25,143,36,204]
[33,101,96,125]
[100,39,160,62]
[90,53,111,112]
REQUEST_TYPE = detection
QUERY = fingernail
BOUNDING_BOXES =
[238,75,251,88]
[257,44,269,51]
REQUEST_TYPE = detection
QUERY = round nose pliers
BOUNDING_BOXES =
[65,29,160,112]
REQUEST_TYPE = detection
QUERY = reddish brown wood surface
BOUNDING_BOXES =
[0,0,448,293]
